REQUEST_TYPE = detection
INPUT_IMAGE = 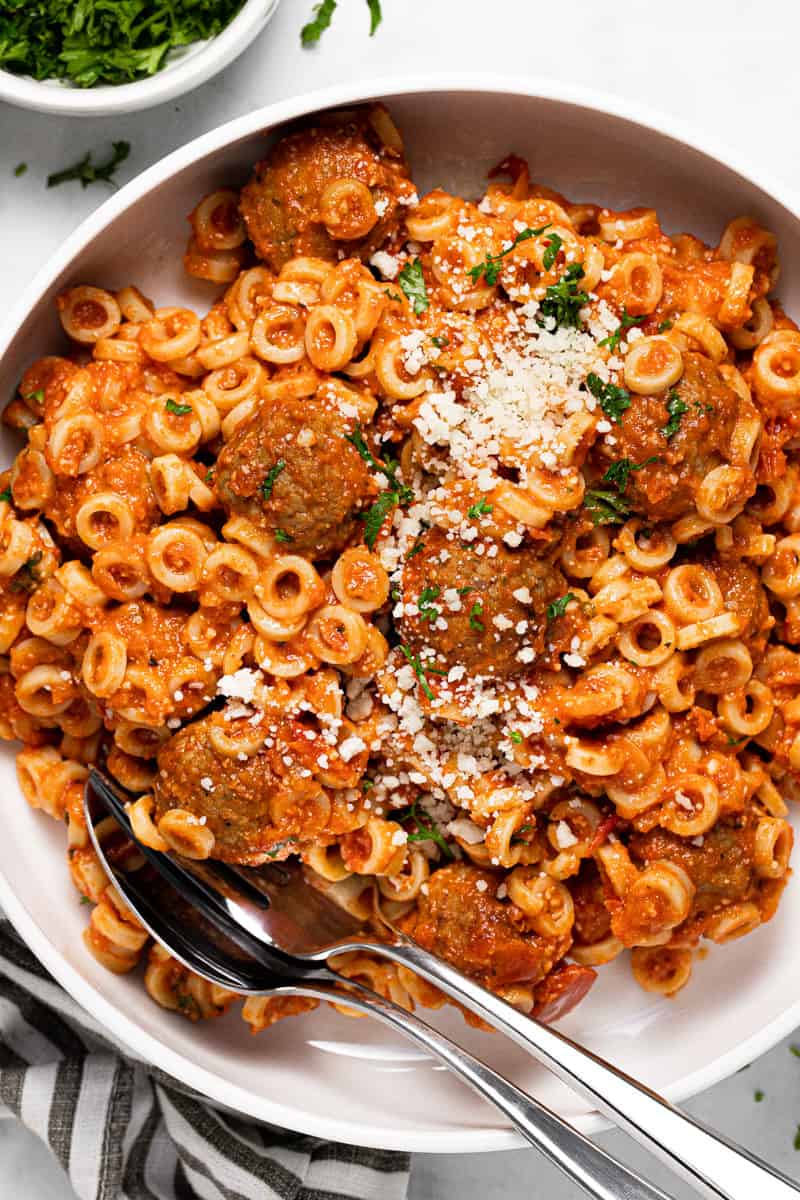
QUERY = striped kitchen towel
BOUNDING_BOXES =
[0,919,410,1200]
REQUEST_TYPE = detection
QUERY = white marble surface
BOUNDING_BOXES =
[3,0,800,1195]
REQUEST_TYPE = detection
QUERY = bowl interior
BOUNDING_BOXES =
[1,85,799,1152]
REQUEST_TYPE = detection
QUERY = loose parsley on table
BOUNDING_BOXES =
[585,372,631,424]
[467,224,549,288]
[260,458,286,501]
[48,141,130,189]
[663,388,688,439]
[14,163,27,177]
[164,397,192,416]
[538,262,588,329]
[598,308,645,352]
[397,257,429,314]
[1,1,248,87]
[301,0,382,45]
[547,593,577,622]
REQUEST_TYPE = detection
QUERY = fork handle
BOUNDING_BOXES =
[347,937,800,1200]
[287,971,673,1200]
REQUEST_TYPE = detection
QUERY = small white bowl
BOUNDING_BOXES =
[2,76,800,1152]
[0,0,280,116]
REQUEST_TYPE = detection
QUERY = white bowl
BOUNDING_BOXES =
[1,76,800,1152]
[0,0,280,116]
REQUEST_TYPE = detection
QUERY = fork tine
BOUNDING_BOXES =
[87,768,301,977]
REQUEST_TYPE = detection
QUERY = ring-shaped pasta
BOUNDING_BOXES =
[25,578,81,646]
[610,252,663,314]
[82,631,128,698]
[203,357,266,413]
[617,610,676,668]
[140,307,201,362]
[752,331,800,406]
[57,286,121,344]
[319,178,378,240]
[659,775,720,837]
[507,868,575,938]
[157,809,216,860]
[717,679,774,737]
[200,545,259,602]
[146,525,208,592]
[704,901,761,943]
[196,330,251,372]
[190,189,246,252]
[729,297,774,351]
[144,397,202,456]
[693,638,752,694]
[374,336,429,399]
[304,305,358,371]
[15,663,74,717]
[250,304,306,364]
[254,556,325,621]
[75,492,135,550]
[304,605,369,666]
[47,413,104,476]
[615,521,676,572]
[331,547,390,612]
[696,464,753,524]
[762,534,800,599]
[404,189,459,241]
[631,946,693,996]
[753,817,793,880]
[623,336,683,394]
[662,563,723,623]
[253,634,318,678]
[672,313,728,362]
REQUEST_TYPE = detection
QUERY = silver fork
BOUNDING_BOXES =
[88,768,800,1200]
[84,778,673,1200]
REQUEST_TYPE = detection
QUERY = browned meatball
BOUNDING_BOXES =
[628,820,757,908]
[240,105,417,271]
[397,527,565,676]
[153,711,332,865]
[214,394,375,558]
[400,863,566,988]
[606,352,754,522]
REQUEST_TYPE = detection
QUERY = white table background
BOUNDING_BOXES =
[3,0,800,1195]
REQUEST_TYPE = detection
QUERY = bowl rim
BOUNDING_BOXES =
[0,0,280,117]
[2,72,800,1151]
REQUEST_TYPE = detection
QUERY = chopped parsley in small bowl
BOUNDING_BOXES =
[0,0,281,115]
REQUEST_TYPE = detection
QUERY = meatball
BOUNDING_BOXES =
[397,527,565,676]
[399,863,565,988]
[153,710,332,865]
[214,394,375,558]
[628,820,757,908]
[240,106,417,271]
[607,352,752,523]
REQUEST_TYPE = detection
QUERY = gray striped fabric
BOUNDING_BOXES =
[0,919,410,1200]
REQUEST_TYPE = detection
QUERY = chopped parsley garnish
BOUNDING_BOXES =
[164,398,192,416]
[10,551,44,593]
[692,399,715,415]
[260,458,286,501]
[538,262,588,329]
[547,593,577,622]
[468,224,550,287]
[467,497,493,520]
[79,894,92,905]
[25,389,45,406]
[663,389,688,439]
[362,492,397,548]
[14,163,27,177]
[47,142,130,188]
[361,778,374,791]
[601,456,659,494]
[406,539,425,560]
[204,469,214,483]
[265,837,298,858]
[726,734,747,746]
[417,585,441,624]
[0,488,11,503]
[468,601,484,631]
[657,319,673,333]
[397,257,429,314]
[274,528,293,544]
[385,289,402,301]
[754,1090,764,1102]
[585,373,631,424]
[430,335,449,348]
[346,425,413,547]
[399,644,446,701]
[393,800,453,859]
[790,1045,800,1058]
[508,730,523,744]
[541,231,563,272]
[598,308,645,352]
[584,489,630,526]
[1,4,246,87]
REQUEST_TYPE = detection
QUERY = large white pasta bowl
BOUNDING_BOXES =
[0,77,799,1152]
